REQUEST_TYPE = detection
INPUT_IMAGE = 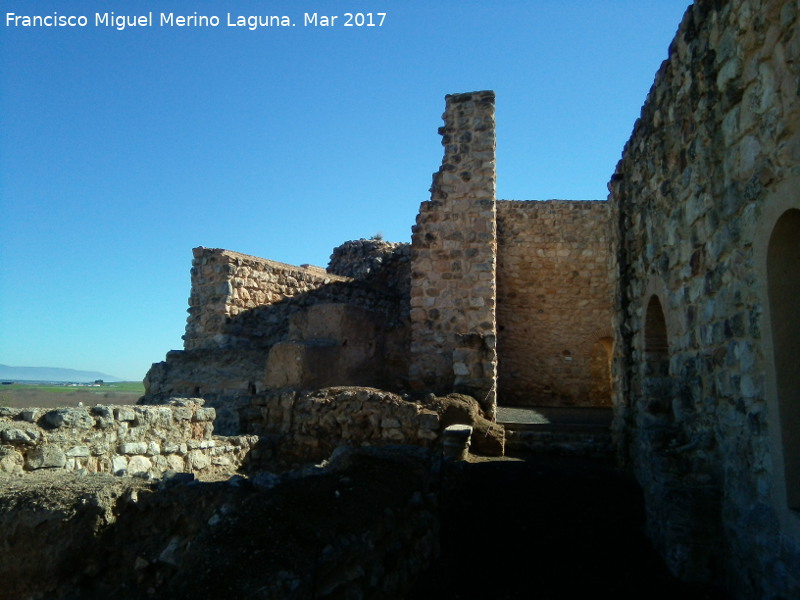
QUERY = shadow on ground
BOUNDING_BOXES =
[412,453,730,600]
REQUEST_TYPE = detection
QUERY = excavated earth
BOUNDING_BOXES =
[0,449,730,600]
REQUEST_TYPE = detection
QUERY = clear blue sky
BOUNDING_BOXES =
[0,0,690,381]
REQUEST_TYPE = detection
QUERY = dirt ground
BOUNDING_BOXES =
[411,452,730,599]
[0,450,731,599]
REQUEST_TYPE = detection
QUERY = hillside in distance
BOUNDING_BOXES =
[0,364,124,383]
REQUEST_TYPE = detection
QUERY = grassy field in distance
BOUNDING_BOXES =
[0,382,144,408]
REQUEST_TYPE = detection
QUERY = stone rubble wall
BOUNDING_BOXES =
[610,0,800,597]
[409,91,498,417]
[184,247,349,351]
[496,200,613,407]
[243,387,440,465]
[328,238,411,282]
[0,400,256,479]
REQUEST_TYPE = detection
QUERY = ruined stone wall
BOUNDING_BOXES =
[185,247,348,351]
[496,200,613,407]
[610,0,800,596]
[328,238,410,282]
[409,91,498,417]
[0,401,255,479]
[243,387,440,465]
[148,245,412,430]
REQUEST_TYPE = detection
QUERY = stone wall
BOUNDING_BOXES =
[185,247,348,351]
[147,244,412,430]
[242,386,440,465]
[409,91,498,417]
[610,0,800,597]
[0,400,255,479]
[328,238,410,282]
[496,200,613,407]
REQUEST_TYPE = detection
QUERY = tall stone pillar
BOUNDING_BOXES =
[409,91,498,418]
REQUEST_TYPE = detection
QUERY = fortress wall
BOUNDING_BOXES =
[610,0,800,595]
[0,401,255,479]
[184,247,348,351]
[496,200,613,407]
[409,91,498,416]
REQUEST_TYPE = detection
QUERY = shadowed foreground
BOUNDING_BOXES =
[412,454,730,599]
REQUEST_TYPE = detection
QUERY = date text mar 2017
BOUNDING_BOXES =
[304,13,386,27]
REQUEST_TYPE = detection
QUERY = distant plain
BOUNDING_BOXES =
[0,382,144,408]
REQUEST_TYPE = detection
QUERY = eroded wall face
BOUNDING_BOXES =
[496,200,613,407]
[611,0,800,596]
[185,247,347,351]
[409,91,498,416]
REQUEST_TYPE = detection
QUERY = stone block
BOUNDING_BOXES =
[25,446,67,470]
[187,450,211,471]
[128,455,152,477]
[193,408,216,422]
[173,407,193,421]
[166,454,185,472]
[65,446,90,458]
[1,428,38,445]
[91,406,115,428]
[417,412,440,431]
[43,408,95,430]
[119,442,148,455]
[18,408,38,423]
[115,407,136,422]
[0,449,23,474]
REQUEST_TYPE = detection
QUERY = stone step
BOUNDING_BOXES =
[496,406,614,458]
[504,428,614,458]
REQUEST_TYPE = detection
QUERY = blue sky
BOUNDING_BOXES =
[0,0,690,381]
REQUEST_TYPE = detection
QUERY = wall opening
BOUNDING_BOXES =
[643,295,672,417]
[589,337,613,406]
[767,208,800,510]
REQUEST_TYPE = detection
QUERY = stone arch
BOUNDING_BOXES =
[589,337,613,406]
[643,295,672,418]
[767,208,800,510]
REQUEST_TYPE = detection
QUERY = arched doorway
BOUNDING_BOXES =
[767,208,800,509]
[643,295,672,417]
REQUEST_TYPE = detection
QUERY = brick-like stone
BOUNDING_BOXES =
[25,446,66,470]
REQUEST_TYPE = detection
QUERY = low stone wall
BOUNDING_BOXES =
[143,348,271,435]
[0,400,255,479]
[243,387,441,464]
[185,247,349,351]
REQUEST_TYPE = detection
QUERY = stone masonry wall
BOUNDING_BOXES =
[328,238,410,282]
[185,247,348,350]
[496,200,613,407]
[610,0,800,597]
[409,91,498,417]
[148,245,412,432]
[0,400,255,479]
[242,387,440,465]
